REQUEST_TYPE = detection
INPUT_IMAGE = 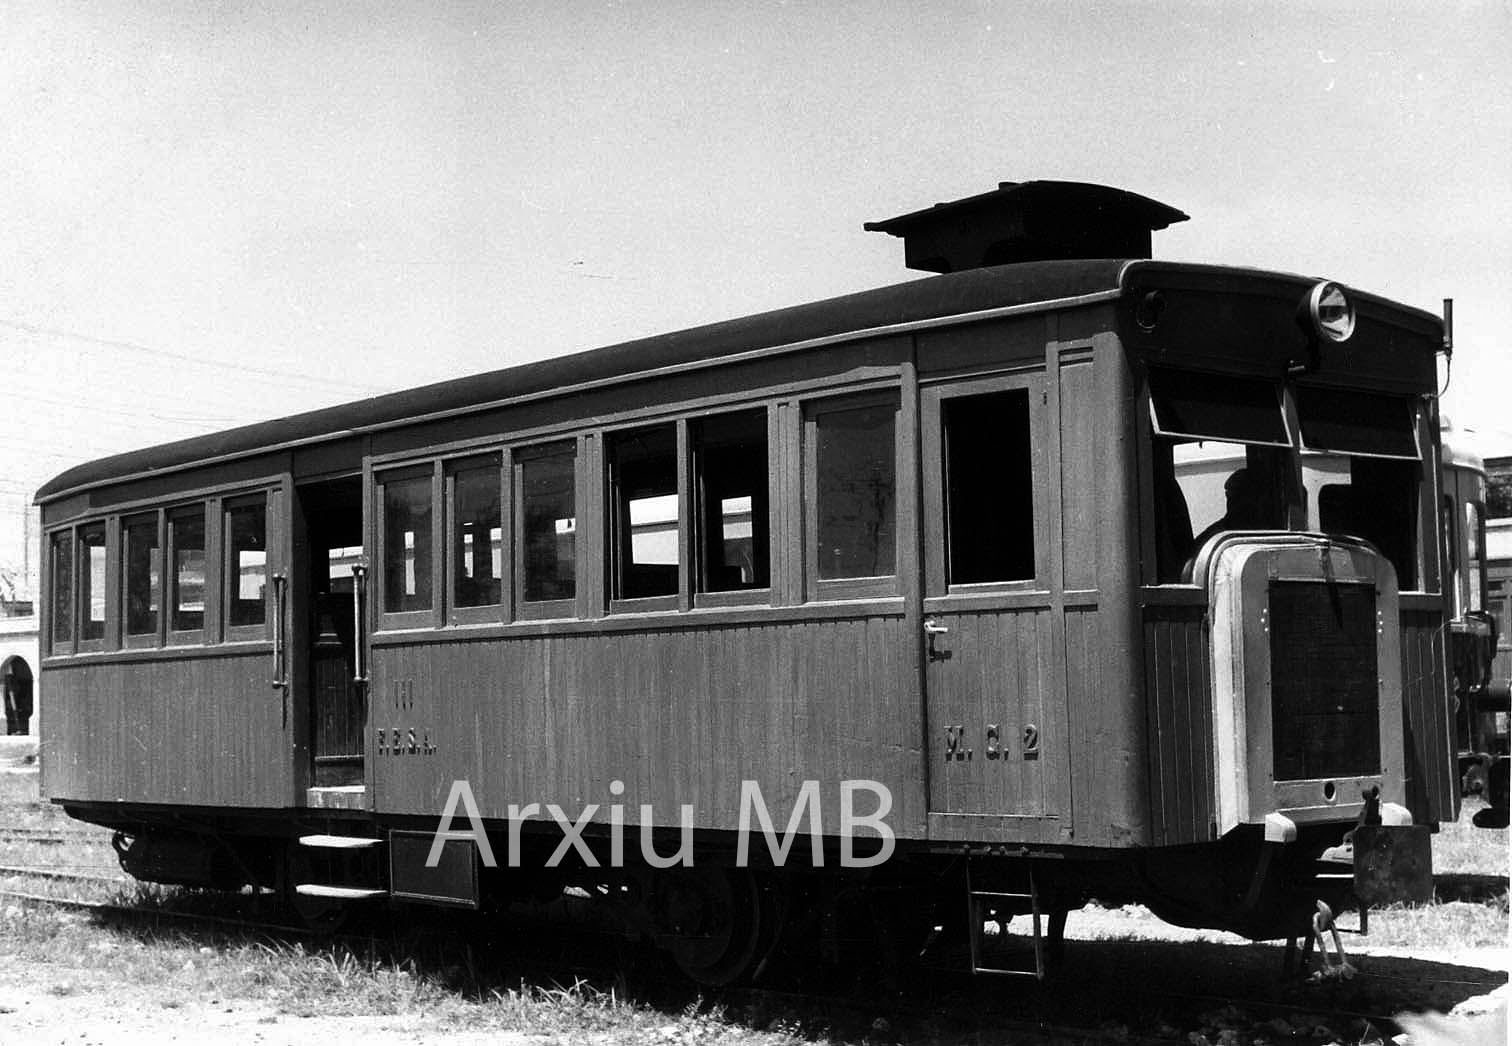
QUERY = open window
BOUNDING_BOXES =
[943,389,1037,585]
[608,425,681,605]
[693,409,770,600]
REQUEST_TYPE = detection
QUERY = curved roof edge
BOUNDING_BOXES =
[38,259,1130,503]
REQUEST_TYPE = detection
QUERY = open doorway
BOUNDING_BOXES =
[294,478,366,790]
[2,656,33,736]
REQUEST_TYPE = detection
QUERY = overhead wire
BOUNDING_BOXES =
[0,317,392,395]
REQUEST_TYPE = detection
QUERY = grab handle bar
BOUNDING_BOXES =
[351,564,369,687]
[270,573,287,690]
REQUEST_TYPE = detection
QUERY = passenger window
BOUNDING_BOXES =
[451,460,502,609]
[609,425,680,600]
[123,514,160,637]
[50,531,74,646]
[169,507,206,633]
[1466,501,1485,612]
[944,390,1035,584]
[79,523,107,642]
[225,499,267,628]
[693,410,769,593]
[382,473,434,614]
[811,398,897,581]
[516,443,577,604]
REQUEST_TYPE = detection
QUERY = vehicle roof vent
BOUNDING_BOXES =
[864,180,1189,274]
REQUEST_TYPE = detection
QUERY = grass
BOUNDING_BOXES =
[1432,796,1509,876]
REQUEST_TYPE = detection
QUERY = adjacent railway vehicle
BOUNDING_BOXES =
[36,182,1459,981]
[1440,423,1511,822]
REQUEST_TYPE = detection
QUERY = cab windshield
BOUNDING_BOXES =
[1148,369,1422,587]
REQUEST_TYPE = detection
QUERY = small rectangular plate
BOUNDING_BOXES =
[1353,824,1433,906]
[388,829,479,908]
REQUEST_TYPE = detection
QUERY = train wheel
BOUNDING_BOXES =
[656,869,773,985]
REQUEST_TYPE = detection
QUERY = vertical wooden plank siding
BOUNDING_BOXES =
[1058,359,1097,592]
[1142,605,1213,846]
[42,654,290,807]
[1399,608,1458,823]
[1062,608,1109,843]
[370,613,927,839]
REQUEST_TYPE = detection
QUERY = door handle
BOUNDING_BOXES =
[924,617,950,661]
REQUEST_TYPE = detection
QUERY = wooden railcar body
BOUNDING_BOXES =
[36,217,1456,966]
[1440,431,1511,811]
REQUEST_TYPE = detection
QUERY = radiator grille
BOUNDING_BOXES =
[1269,580,1380,780]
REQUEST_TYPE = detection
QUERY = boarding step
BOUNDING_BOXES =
[305,785,367,810]
[294,884,385,900]
[298,834,384,850]
[966,862,1058,979]
[291,828,387,905]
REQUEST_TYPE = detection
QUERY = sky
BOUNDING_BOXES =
[2,1,1509,594]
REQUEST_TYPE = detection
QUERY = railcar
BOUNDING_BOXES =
[36,181,1457,981]
[1439,423,1510,821]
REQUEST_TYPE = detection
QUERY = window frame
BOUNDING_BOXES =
[47,527,76,656]
[445,452,507,626]
[166,503,209,646]
[691,406,775,610]
[376,462,443,631]
[1147,366,1292,449]
[222,493,271,642]
[513,440,580,622]
[74,520,111,652]
[803,390,903,602]
[1293,385,1422,462]
[121,510,165,649]
[921,372,1049,598]
[605,421,686,615]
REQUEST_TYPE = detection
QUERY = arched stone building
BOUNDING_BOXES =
[1,613,38,736]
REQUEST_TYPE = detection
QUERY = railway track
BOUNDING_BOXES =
[0,826,112,846]
[1,873,1479,1046]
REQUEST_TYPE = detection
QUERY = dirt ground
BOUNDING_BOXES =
[0,969,541,1046]
[0,911,1504,1046]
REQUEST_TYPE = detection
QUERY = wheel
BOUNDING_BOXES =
[656,869,773,986]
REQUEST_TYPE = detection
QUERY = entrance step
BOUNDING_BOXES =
[299,834,383,850]
[966,862,1063,979]
[294,884,385,900]
[289,827,387,905]
[305,786,366,810]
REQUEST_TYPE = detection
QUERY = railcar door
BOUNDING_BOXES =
[919,372,1071,834]
[291,477,368,795]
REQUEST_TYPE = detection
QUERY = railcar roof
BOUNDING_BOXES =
[38,257,1435,503]
[38,259,1134,502]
